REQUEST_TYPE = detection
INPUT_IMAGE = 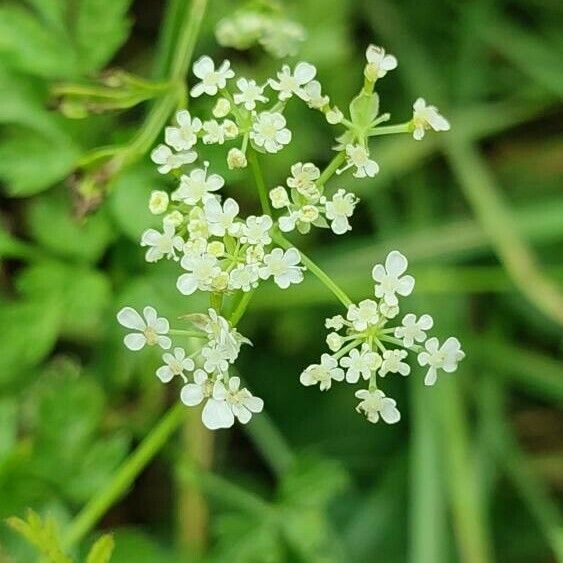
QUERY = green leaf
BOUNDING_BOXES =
[0,128,79,197]
[86,534,115,563]
[25,189,115,263]
[0,298,61,386]
[17,260,111,340]
[75,0,133,72]
[349,92,379,131]
[0,398,17,463]
[6,509,73,563]
[0,4,76,78]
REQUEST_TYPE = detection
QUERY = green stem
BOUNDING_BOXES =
[247,147,272,215]
[318,151,346,186]
[64,403,186,549]
[368,123,410,136]
[230,290,255,327]
[272,231,353,307]
[169,329,206,338]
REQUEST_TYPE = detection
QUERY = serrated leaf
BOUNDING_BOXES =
[75,0,133,72]
[17,260,111,340]
[0,5,77,79]
[6,510,73,563]
[25,189,115,263]
[0,129,79,197]
[349,92,380,131]
[86,534,115,563]
[0,298,61,386]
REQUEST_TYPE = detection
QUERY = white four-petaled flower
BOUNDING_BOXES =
[340,344,382,383]
[346,299,379,331]
[165,110,202,151]
[250,111,292,153]
[300,354,344,391]
[141,222,184,263]
[173,167,225,205]
[379,349,410,377]
[324,189,358,235]
[269,62,316,100]
[365,45,398,79]
[151,144,197,174]
[259,247,304,289]
[394,313,433,348]
[234,78,268,110]
[157,347,195,383]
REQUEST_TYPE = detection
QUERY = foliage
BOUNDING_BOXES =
[0,0,562,562]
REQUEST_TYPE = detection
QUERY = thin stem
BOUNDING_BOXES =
[169,329,206,338]
[247,147,272,215]
[368,123,410,136]
[318,151,346,186]
[64,403,186,549]
[230,290,255,327]
[272,231,353,307]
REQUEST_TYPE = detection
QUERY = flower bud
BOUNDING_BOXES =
[212,97,231,118]
[163,209,183,227]
[207,241,225,257]
[269,186,290,209]
[149,190,169,214]
[299,204,319,223]
[326,107,343,125]
[223,119,239,139]
[326,332,343,352]
[211,271,230,291]
[227,148,248,169]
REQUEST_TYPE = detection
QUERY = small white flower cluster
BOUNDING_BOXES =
[300,251,464,425]
[215,9,306,58]
[146,153,305,293]
[270,162,359,236]
[117,306,263,429]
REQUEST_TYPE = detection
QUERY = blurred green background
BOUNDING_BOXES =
[0,0,562,561]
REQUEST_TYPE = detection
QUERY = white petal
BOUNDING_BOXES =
[397,275,415,296]
[202,399,234,429]
[124,333,146,351]
[380,399,401,424]
[177,274,198,295]
[156,366,174,383]
[157,335,172,350]
[424,367,438,386]
[385,251,408,276]
[117,307,145,330]
[294,62,316,84]
[193,55,214,78]
[180,383,204,406]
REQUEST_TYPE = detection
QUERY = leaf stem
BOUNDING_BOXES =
[318,151,346,186]
[247,147,272,215]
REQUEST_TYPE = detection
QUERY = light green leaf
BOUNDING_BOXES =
[6,510,73,563]
[349,92,379,131]
[0,298,61,386]
[17,260,111,340]
[75,0,133,72]
[0,4,76,78]
[0,129,79,197]
[25,189,115,263]
[86,534,115,563]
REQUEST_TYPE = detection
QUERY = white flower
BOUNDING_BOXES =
[186,206,209,240]
[204,197,240,237]
[117,306,171,351]
[219,376,264,424]
[302,80,329,109]
[250,111,292,153]
[177,253,220,295]
[326,332,343,352]
[165,110,202,151]
[240,215,273,245]
[324,189,358,235]
[355,389,400,424]
[344,144,379,178]
[325,315,345,331]
[286,162,320,193]
[229,264,260,292]
[340,344,382,383]
[372,251,415,306]
[191,56,235,97]
[259,247,304,289]
[300,354,344,391]
[173,167,224,205]
[150,144,197,174]
[269,186,290,209]
[365,45,398,79]
[346,299,379,331]
[411,98,450,140]
[298,205,319,224]
[379,302,400,320]
[234,78,268,110]
[417,337,464,386]
[227,148,247,169]
[269,62,316,100]
[278,211,298,233]
[141,222,184,262]
[379,349,410,377]
[394,313,433,348]
[156,347,194,383]
[202,119,238,145]
[149,190,169,215]
[201,344,231,374]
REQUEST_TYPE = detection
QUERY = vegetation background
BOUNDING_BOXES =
[0,0,561,561]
